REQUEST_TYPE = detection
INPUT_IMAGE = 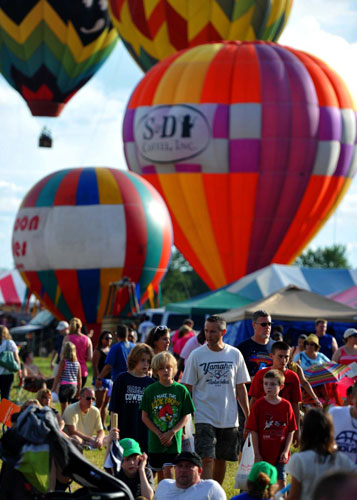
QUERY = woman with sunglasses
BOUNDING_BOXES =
[146,325,171,355]
[92,330,113,425]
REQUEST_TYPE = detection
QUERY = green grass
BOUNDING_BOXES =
[5,356,253,497]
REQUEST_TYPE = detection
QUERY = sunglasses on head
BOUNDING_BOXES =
[104,336,112,340]
[154,325,167,335]
[256,322,272,327]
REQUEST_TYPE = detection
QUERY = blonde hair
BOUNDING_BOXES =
[69,317,82,335]
[36,388,52,403]
[20,399,42,412]
[0,325,11,342]
[151,352,177,376]
[63,341,77,362]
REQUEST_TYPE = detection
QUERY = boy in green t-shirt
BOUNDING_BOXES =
[140,351,195,482]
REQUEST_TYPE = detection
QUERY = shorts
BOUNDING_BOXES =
[59,384,77,403]
[275,461,286,481]
[195,423,239,461]
[148,453,177,471]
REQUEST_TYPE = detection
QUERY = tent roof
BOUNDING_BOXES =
[221,285,357,323]
[225,264,357,301]
[329,286,357,309]
[165,289,251,315]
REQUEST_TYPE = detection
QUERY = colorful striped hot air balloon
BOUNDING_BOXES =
[11,168,173,331]
[0,0,118,116]
[109,0,293,71]
[123,41,357,290]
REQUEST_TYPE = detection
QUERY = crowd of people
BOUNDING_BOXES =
[1,312,357,499]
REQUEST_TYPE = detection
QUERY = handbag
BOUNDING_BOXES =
[234,433,255,490]
[0,340,20,372]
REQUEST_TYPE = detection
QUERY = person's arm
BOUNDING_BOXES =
[160,413,190,447]
[296,364,322,407]
[94,428,105,448]
[249,396,256,409]
[52,359,65,393]
[86,338,93,362]
[65,424,94,445]
[331,337,338,354]
[291,402,300,447]
[76,364,82,398]
[142,410,162,440]
[92,349,100,378]
[96,363,112,386]
[50,350,57,370]
[250,430,262,462]
[236,383,249,420]
[287,476,302,500]
[183,383,192,396]
[138,453,154,500]
[280,430,294,464]
[332,347,341,363]
[13,347,22,379]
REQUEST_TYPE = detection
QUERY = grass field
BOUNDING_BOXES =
[5,356,258,497]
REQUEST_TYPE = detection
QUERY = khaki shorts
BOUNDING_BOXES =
[195,423,239,461]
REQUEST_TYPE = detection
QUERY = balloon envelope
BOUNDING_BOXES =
[109,0,293,71]
[0,0,118,116]
[123,41,357,290]
[12,167,173,328]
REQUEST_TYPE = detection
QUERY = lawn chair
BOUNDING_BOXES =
[0,398,20,431]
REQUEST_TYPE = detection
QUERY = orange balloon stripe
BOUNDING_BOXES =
[142,173,217,288]
[200,43,236,104]
[203,173,259,282]
[231,43,261,103]
[55,269,87,321]
[273,176,346,263]
[97,267,124,322]
[300,52,355,109]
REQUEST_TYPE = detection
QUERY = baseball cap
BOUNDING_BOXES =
[56,321,69,331]
[248,461,278,487]
[119,438,142,457]
[344,328,357,339]
[174,451,202,468]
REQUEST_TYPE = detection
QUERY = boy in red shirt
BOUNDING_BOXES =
[246,369,297,489]
[248,341,301,445]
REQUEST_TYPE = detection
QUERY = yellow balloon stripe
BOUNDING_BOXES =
[96,168,123,205]
[153,44,221,105]
[158,173,227,288]
[143,0,161,18]
[0,2,117,64]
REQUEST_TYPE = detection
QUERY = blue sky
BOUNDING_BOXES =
[1,0,357,272]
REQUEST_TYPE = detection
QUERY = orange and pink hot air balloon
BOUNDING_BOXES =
[123,41,357,290]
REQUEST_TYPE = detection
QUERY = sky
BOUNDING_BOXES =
[1,0,357,273]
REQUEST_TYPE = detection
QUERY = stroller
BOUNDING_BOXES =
[0,405,134,499]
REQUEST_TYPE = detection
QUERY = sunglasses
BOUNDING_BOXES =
[85,396,95,401]
[154,325,168,336]
[305,342,317,346]
[256,322,272,327]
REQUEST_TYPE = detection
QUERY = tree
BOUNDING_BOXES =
[160,248,210,305]
[294,244,351,269]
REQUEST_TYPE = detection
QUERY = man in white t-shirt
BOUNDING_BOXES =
[181,315,250,484]
[138,314,155,343]
[329,384,357,465]
[154,451,226,499]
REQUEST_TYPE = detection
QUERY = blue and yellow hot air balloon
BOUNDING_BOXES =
[0,0,118,116]
[12,167,173,331]
[109,0,293,71]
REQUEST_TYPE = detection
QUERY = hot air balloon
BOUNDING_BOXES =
[123,41,357,290]
[109,0,293,71]
[0,0,118,116]
[12,167,173,333]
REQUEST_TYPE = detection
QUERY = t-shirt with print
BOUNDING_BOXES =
[249,367,302,403]
[109,371,155,452]
[181,343,250,428]
[246,397,297,466]
[329,405,357,465]
[140,381,195,454]
[237,338,274,378]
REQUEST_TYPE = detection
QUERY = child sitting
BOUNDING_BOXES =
[246,369,297,490]
[140,352,195,482]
